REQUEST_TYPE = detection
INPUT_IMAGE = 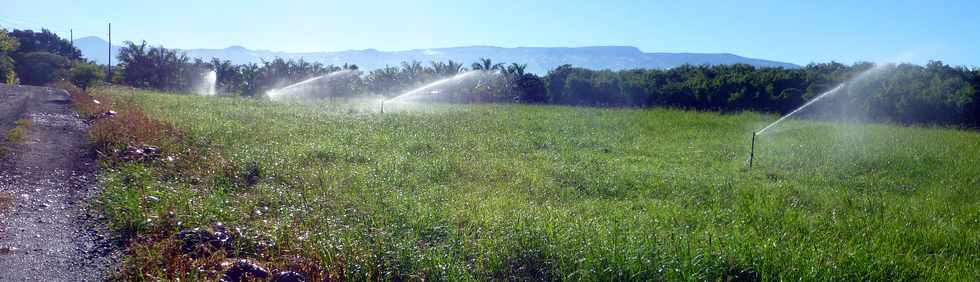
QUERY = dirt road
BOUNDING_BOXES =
[0,84,117,281]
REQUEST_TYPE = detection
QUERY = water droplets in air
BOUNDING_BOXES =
[756,63,893,135]
[266,70,360,101]
[386,70,499,103]
[198,70,217,96]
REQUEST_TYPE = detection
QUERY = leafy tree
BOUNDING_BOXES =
[70,62,105,90]
[117,41,152,87]
[366,65,402,95]
[972,70,980,126]
[9,29,81,60]
[0,56,15,84]
[14,51,70,85]
[0,27,19,84]
[514,73,547,103]
[545,64,575,103]
[342,63,359,70]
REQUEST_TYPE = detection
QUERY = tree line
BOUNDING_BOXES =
[1,26,978,127]
[108,41,980,127]
[0,28,104,88]
[544,62,978,126]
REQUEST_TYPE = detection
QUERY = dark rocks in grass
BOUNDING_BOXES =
[272,271,306,282]
[118,144,162,161]
[86,110,117,124]
[724,266,760,282]
[176,223,235,257]
[220,259,270,282]
[241,161,262,187]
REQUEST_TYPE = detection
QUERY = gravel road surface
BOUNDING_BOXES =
[0,84,118,281]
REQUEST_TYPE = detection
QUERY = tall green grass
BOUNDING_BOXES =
[96,88,980,280]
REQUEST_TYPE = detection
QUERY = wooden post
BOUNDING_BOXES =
[107,23,111,82]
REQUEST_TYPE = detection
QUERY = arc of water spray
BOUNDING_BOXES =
[385,70,485,103]
[755,64,886,135]
[748,63,889,168]
[755,84,845,134]
[267,70,357,101]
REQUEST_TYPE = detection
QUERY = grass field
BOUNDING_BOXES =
[91,88,980,280]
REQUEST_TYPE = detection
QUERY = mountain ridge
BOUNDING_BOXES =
[74,36,799,73]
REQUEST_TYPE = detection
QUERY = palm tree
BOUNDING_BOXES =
[446,60,465,75]
[504,63,527,77]
[367,65,403,95]
[431,60,466,76]
[471,57,503,71]
[400,60,425,82]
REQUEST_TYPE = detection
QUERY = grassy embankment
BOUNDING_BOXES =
[87,87,979,280]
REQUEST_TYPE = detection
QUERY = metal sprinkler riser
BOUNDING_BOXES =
[749,131,756,168]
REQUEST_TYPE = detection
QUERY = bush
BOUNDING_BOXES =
[0,28,18,84]
[71,62,105,90]
[14,51,70,85]
[515,73,547,103]
[0,56,16,84]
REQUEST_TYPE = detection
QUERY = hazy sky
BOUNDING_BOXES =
[1,0,979,66]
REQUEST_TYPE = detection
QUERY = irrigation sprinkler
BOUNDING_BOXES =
[749,131,756,168]
[380,98,385,114]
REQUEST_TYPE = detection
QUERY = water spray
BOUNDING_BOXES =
[266,70,358,101]
[386,70,490,103]
[745,64,891,168]
[197,70,217,96]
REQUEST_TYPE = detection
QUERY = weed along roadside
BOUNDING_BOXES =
[74,85,980,281]
[65,85,310,281]
[1,120,29,157]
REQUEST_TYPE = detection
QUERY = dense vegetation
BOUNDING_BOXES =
[0,27,103,87]
[2,26,978,128]
[109,42,980,127]
[9,22,975,280]
[0,28,19,84]
[86,87,980,280]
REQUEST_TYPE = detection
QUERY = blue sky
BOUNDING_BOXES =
[1,0,979,66]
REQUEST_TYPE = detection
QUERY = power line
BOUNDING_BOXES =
[0,14,47,26]
[0,14,69,32]
[0,20,103,39]
[0,18,38,30]
[0,15,107,37]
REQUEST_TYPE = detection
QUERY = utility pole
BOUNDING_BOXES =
[107,23,112,83]
[70,29,74,67]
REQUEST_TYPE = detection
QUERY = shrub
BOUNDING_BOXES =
[0,56,15,84]
[14,51,70,85]
[71,62,105,90]
[0,28,18,84]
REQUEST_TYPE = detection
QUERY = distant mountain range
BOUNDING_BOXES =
[75,36,799,73]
